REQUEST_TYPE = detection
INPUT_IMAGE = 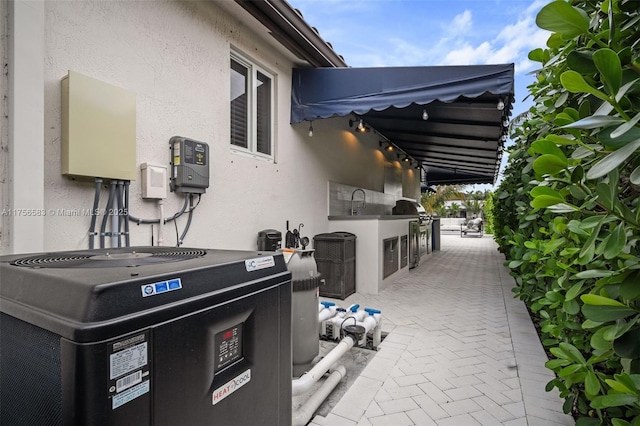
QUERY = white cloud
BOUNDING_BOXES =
[441,42,493,65]
[438,5,549,75]
[447,10,473,37]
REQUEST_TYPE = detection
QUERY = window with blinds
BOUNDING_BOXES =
[230,53,274,159]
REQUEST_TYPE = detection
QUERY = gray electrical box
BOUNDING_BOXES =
[170,136,210,194]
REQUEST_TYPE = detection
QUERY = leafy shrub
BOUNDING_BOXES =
[495,0,640,424]
[483,191,496,234]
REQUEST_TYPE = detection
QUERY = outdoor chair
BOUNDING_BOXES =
[461,218,483,237]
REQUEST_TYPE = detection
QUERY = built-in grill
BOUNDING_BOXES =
[392,200,432,266]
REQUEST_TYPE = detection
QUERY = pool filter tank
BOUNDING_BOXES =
[0,247,292,426]
[284,249,322,377]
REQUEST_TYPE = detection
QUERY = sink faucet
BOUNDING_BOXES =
[351,188,367,215]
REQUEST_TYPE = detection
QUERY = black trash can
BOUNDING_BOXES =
[313,232,356,299]
[257,229,282,251]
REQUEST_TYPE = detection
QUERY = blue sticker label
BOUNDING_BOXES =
[112,380,150,409]
[141,278,182,297]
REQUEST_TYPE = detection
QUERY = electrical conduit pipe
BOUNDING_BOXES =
[157,199,164,246]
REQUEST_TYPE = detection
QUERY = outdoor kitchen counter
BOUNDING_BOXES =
[327,215,415,295]
[328,215,417,220]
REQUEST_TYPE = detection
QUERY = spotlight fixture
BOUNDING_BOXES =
[422,109,429,120]
[378,140,395,152]
[414,162,422,170]
[403,155,410,163]
[308,122,313,137]
[497,98,505,111]
[348,118,369,133]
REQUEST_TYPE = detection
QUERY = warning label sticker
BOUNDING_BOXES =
[110,342,148,380]
[109,332,150,411]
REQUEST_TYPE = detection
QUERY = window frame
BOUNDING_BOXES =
[230,51,276,161]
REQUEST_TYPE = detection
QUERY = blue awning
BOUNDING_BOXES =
[291,64,515,185]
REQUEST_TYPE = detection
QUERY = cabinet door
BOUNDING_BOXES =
[383,237,399,278]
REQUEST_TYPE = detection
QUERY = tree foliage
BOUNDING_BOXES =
[421,185,465,214]
[483,191,496,234]
[494,0,640,423]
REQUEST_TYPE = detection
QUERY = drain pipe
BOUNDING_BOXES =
[292,311,381,396]
[293,365,346,426]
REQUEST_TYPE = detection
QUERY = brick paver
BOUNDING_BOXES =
[309,234,573,425]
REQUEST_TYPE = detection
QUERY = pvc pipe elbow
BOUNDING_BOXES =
[292,365,346,426]
[291,336,354,396]
[360,316,378,333]
[318,308,337,323]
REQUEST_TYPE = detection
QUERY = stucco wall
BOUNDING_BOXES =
[1,0,8,254]
[4,0,419,254]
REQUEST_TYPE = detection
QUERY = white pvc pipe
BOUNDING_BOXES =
[292,365,346,426]
[157,199,164,246]
[327,309,367,329]
[348,310,367,322]
[292,335,355,396]
[359,315,378,331]
[292,311,381,396]
[318,306,338,323]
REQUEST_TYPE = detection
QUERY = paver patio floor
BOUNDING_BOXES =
[309,233,574,426]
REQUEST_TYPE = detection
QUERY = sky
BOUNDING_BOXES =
[287,0,552,190]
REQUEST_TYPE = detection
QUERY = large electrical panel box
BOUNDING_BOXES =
[61,71,137,180]
[170,136,210,194]
[0,247,292,426]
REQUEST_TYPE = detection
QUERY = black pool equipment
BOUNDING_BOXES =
[0,247,292,426]
[257,229,282,251]
[169,136,210,194]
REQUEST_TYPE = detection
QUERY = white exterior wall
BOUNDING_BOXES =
[1,0,419,255]
[0,0,9,254]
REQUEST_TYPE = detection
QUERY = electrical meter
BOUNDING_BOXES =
[169,136,210,194]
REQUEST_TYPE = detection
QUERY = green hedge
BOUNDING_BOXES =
[494,1,640,424]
